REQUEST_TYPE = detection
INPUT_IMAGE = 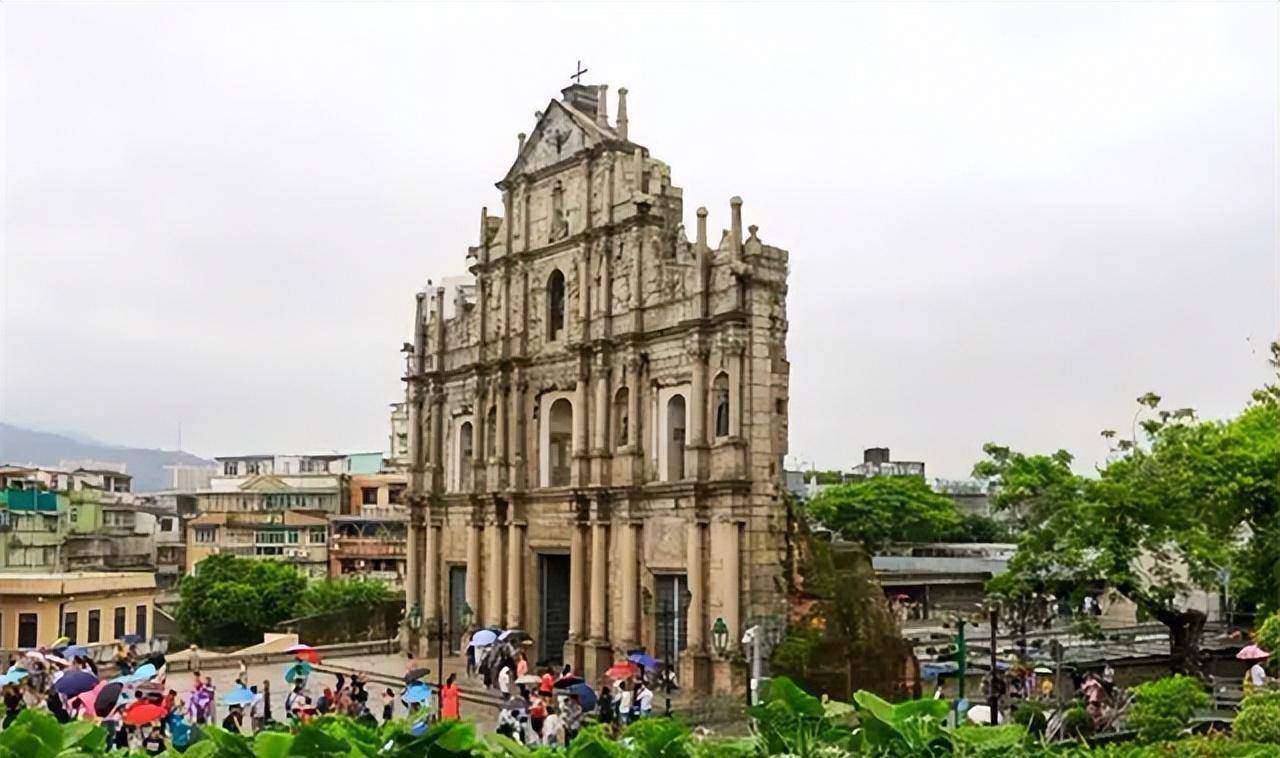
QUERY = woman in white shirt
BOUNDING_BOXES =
[541,705,564,746]
[614,681,633,725]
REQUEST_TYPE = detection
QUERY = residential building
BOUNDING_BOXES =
[401,81,791,693]
[185,510,330,578]
[0,571,156,650]
[849,447,925,481]
[0,487,69,571]
[330,473,408,588]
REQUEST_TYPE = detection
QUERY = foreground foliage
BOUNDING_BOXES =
[4,677,1280,757]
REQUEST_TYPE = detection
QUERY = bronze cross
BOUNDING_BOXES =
[571,60,588,84]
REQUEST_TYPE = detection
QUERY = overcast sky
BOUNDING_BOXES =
[2,2,1276,478]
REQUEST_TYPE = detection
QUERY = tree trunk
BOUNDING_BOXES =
[1154,607,1206,676]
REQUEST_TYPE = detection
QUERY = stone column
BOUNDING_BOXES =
[569,525,585,640]
[689,339,709,480]
[495,378,509,488]
[405,502,422,652]
[486,518,504,627]
[506,522,523,628]
[572,376,588,486]
[472,378,487,492]
[619,520,639,647]
[510,369,527,490]
[728,341,744,439]
[712,518,740,645]
[686,522,705,652]
[626,358,641,449]
[424,520,440,655]
[589,521,608,640]
[591,354,609,484]
[465,522,481,624]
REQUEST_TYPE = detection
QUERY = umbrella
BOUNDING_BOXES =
[94,682,125,717]
[554,675,585,689]
[515,674,542,686]
[1238,644,1270,661]
[627,652,659,670]
[1033,666,1054,675]
[409,719,429,736]
[966,704,1002,725]
[569,683,597,711]
[284,662,312,683]
[284,643,314,653]
[401,683,431,704]
[499,629,531,643]
[144,653,166,669]
[0,670,28,687]
[123,702,168,726]
[606,662,639,680]
[129,663,158,682]
[295,649,322,665]
[55,670,100,697]
[121,634,143,644]
[404,667,431,683]
[48,636,71,649]
[504,696,530,711]
[225,687,255,706]
[64,646,89,661]
[469,629,498,647]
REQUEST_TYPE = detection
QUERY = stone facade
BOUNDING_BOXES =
[402,82,791,693]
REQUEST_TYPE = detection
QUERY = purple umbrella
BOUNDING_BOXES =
[54,669,100,697]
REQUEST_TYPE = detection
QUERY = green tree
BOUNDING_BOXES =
[807,476,964,550]
[176,554,307,646]
[976,346,1280,674]
[296,576,395,617]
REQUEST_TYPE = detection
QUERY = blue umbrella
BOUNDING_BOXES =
[409,718,429,736]
[121,634,143,644]
[54,670,100,697]
[129,663,158,682]
[469,629,497,647]
[569,683,597,711]
[63,645,90,661]
[0,671,26,687]
[224,687,255,706]
[627,652,660,670]
[284,662,312,683]
[401,683,431,704]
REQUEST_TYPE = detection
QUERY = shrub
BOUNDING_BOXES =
[1233,696,1280,745]
[1128,675,1209,743]
[1012,700,1049,735]
[1255,612,1280,656]
[1062,705,1096,739]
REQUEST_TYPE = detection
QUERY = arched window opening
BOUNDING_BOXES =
[458,421,474,491]
[713,372,730,439]
[486,407,498,459]
[548,398,573,487]
[547,269,566,342]
[613,387,630,448]
[667,395,687,480]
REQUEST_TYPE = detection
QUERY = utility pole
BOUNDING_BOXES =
[988,607,999,726]
[955,618,967,713]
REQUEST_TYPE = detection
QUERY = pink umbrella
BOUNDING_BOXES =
[1237,644,1270,661]
[71,680,107,721]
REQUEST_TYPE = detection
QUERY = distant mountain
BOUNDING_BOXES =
[0,423,213,492]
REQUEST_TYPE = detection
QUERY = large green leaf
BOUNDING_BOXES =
[767,677,825,718]
[250,730,293,758]
[852,689,895,724]
[57,720,104,753]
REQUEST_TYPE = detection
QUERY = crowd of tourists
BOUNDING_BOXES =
[467,628,662,746]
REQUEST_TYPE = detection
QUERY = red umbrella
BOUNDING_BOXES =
[123,702,167,726]
[606,661,638,680]
[295,649,322,665]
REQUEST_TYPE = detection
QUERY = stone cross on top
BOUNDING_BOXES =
[570,60,588,84]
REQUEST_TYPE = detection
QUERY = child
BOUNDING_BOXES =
[141,724,166,756]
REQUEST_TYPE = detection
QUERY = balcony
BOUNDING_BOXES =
[330,537,406,559]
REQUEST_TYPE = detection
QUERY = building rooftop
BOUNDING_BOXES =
[0,571,157,595]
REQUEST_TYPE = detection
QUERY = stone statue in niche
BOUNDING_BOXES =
[549,181,569,242]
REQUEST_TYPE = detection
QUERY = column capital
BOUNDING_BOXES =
[684,333,710,360]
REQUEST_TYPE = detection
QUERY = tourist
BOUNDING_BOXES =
[539,668,554,695]
[284,681,307,721]
[236,658,248,687]
[562,692,583,742]
[515,651,529,679]
[597,682,615,726]
[261,680,274,724]
[250,685,266,732]
[615,680,633,725]
[497,659,513,700]
[540,702,564,746]
[140,724,166,756]
[113,644,132,676]
[635,680,654,719]
[222,704,244,734]
[1246,657,1269,692]
[379,687,394,722]
[441,673,460,720]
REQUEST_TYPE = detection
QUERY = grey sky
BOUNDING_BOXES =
[2,2,1276,478]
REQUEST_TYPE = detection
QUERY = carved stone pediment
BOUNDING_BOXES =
[502,101,606,184]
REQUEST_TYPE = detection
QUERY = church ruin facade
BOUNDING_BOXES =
[401,81,791,692]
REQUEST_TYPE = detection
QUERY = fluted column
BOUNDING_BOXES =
[686,522,705,651]
[569,525,586,640]
[728,342,744,438]
[589,521,608,640]
[689,341,708,446]
[619,520,639,646]
[405,504,421,627]
[465,522,481,624]
[592,358,609,454]
[486,519,504,627]
[506,522,523,628]
[626,358,641,449]
[712,518,740,648]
